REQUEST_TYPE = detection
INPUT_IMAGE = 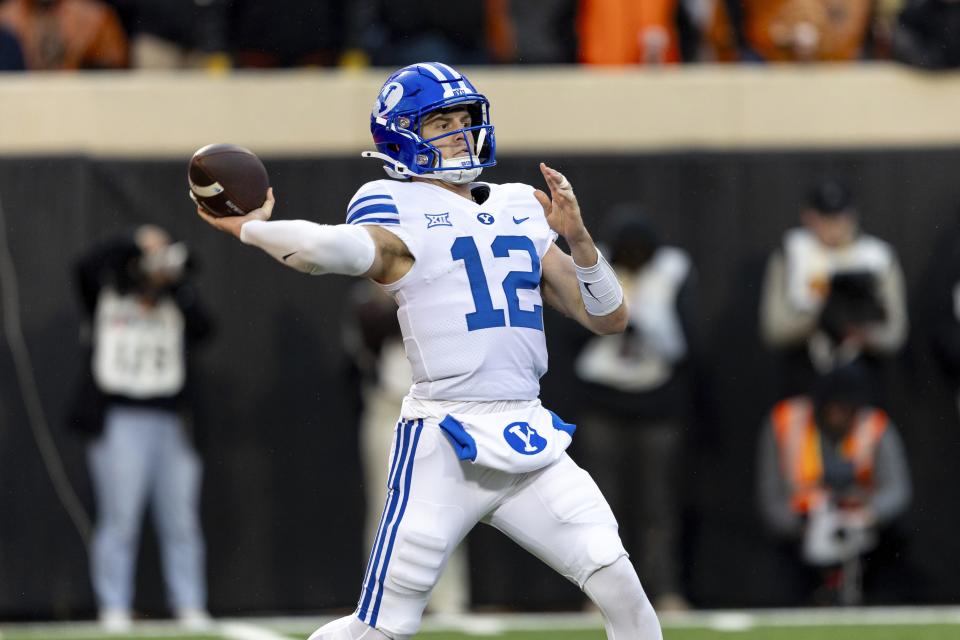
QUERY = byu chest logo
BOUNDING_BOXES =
[477,212,495,225]
[425,212,452,228]
[503,421,547,455]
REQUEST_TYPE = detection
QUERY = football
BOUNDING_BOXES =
[188,143,270,217]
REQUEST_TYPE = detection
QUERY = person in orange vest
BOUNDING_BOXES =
[756,363,911,604]
[577,0,682,64]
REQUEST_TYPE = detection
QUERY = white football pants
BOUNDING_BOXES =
[354,417,630,637]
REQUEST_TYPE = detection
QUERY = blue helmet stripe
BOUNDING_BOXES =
[434,62,468,92]
[433,61,459,80]
[418,62,450,82]
[370,419,423,626]
[347,203,399,223]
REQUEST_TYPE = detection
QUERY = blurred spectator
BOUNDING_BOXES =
[0,24,24,68]
[0,0,128,70]
[573,207,698,611]
[578,0,682,64]
[891,0,960,70]
[867,0,909,60]
[678,0,725,61]
[230,0,343,68]
[343,281,471,615]
[708,0,873,62]
[344,0,508,67]
[69,226,212,632]
[756,363,911,604]
[759,178,908,395]
[108,0,229,70]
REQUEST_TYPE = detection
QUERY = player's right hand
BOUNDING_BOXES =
[194,188,274,240]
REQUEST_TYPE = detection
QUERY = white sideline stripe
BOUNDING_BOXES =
[4,607,960,637]
[219,622,290,640]
[0,622,190,638]
[661,606,960,629]
[212,607,960,635]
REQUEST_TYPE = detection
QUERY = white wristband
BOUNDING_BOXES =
[575,250,623,317]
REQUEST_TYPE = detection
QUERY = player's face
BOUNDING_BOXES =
[421,108,473,160]
[801,208,858,248]
[820,401,857,438]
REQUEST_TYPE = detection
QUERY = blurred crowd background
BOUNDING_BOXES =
[3,0,960,630]
[0,0,959,72]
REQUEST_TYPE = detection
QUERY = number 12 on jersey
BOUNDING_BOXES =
[451,235,543,332]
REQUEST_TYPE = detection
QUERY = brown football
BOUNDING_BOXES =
[188,143,269,217]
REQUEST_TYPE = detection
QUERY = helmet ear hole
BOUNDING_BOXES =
[387,143,400,152]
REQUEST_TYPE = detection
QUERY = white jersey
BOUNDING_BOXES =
[345,179,556,401]
[92,288,186,398]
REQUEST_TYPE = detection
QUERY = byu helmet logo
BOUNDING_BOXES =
[503,422,547,455]
[373,81,404,117]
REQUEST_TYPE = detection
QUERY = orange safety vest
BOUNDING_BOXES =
[771,397,887,514]
[577,0,681,65]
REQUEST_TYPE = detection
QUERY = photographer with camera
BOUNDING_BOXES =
[70,225,213,632]
[756,363,911,605]
[759,178,908,394]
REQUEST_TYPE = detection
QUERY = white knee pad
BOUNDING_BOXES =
[584,557,663,640]
[386,528,450,595]
[307,615,407,640]
[535,466,627,585]
[358,500,465,637]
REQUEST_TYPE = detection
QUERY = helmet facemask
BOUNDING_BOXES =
[417,104,493,184]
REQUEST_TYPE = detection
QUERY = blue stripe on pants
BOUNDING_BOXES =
[370,419,423,627]
[357,419,405,613]
[358,420,413,622]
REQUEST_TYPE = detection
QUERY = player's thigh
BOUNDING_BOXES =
[484,453,627,587]
[359,420,484,635]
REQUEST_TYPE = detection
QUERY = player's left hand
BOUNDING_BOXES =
[193,187,274,240]
[534,163,590,246]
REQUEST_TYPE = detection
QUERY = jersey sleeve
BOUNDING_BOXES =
[345,181,401,227]
[344,180,420,275]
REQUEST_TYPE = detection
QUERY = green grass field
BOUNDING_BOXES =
[4,609,960,640]
[3,629,960,640]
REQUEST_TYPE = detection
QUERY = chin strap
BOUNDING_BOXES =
[361,150,482,184]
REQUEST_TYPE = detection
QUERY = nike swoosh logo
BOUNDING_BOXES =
[512,216,530,224]
[583,281,600,301]
[282,251,298,262]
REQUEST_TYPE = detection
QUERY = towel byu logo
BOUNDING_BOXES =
[503,421,547,455]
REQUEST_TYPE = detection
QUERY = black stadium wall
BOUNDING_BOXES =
[2,149,960,619]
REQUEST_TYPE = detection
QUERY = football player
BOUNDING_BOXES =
[195,62,662,640]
